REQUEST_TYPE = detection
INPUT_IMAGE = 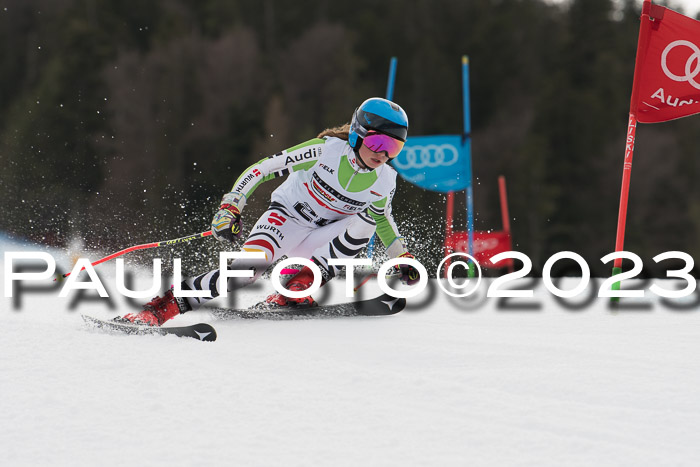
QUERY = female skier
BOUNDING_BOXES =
[123,97,420,326]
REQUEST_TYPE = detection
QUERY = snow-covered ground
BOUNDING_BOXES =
[2,237,700,466]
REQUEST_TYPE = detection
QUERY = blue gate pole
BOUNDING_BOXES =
[462,55,475,277]
[385,57,398,100]
[367,56,398,260]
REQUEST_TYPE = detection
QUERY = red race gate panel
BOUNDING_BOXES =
[446,230,513,269]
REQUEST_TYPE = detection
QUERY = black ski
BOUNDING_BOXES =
[81,315,217,341]
[209,293,406,320]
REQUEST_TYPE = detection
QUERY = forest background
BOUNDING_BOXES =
[2,0,700,278]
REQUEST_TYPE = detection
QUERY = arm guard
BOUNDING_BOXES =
[367,187,409,258]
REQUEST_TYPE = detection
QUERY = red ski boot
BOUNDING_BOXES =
[263,266,320,308]
[120,289,187,326]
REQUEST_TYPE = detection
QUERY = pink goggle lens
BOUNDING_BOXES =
[363,133,405,159]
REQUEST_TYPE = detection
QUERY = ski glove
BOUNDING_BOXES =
[392,252,421,286]
[211,204,242,243]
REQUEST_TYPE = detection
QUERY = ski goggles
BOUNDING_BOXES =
[363,132,405,159]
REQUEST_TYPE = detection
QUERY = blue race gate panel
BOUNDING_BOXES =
[392,134,470,193]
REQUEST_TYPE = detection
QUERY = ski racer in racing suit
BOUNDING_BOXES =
[122,98,420,326]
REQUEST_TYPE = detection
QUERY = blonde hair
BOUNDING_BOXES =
[317,123,350,140]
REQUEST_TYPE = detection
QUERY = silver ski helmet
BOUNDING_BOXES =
[348,97,408,150]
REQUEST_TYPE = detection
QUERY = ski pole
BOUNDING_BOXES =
[56,230,213,280]
[353,269,404,293]
[354,272,377,293]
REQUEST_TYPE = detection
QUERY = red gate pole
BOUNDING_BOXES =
[444,191,455,278]
[498,175,514,273]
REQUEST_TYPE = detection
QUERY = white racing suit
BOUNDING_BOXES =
[181,136,409,309]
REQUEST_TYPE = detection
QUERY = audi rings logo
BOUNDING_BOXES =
[661,40,700,90]
[394,144,459,170]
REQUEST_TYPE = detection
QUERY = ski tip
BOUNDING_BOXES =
[191,323,218,342]
[81,315,217,342]
[368,294,406,315]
